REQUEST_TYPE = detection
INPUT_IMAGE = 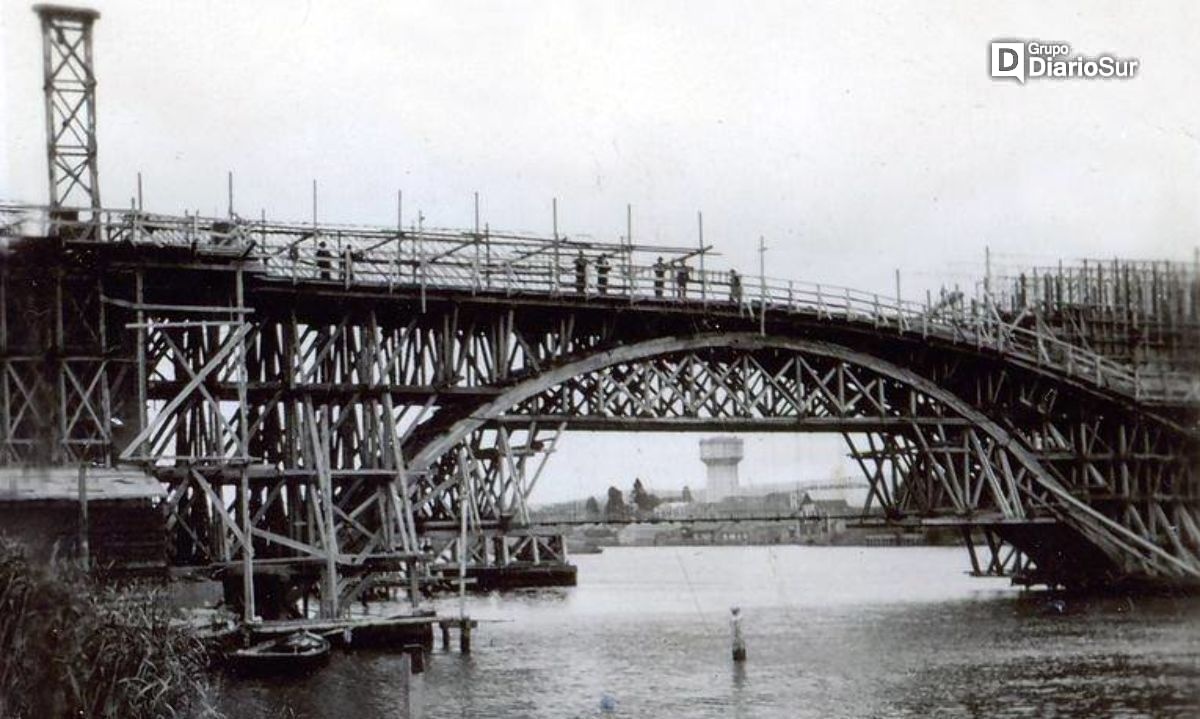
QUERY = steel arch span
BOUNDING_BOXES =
[404,333,1200,590]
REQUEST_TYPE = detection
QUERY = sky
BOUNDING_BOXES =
[3,1,1199,503]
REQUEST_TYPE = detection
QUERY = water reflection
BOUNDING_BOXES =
[221,546,1200,719]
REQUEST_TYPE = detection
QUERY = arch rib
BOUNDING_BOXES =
[408,332,1200,583]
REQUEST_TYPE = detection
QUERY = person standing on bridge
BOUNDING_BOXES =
[597,254,611,294]
[316,240,332,281]
[574,250,588,294]
[676,263,690,300]
[653,257,667,297]
[729,269,743,309]
[342,246,356,284]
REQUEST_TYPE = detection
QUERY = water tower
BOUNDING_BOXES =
[699,436,744,502]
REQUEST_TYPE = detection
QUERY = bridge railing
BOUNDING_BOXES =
[3,203,1197,404]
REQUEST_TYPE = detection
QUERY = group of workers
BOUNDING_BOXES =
[309,240,400,283]
[311,239,355,282]
[572,249,744,304]
[301,239,746,307]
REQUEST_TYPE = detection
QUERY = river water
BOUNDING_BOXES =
[221,546,1200,718]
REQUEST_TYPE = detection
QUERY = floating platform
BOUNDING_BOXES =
[248,611,439,651]
[438,562,578,590]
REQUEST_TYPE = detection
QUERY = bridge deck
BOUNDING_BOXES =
[3,202,1196,406]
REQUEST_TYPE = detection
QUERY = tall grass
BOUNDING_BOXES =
[0,537,222,718]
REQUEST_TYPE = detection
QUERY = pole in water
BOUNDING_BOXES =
[77,464,89,571]
[731,606,746,662]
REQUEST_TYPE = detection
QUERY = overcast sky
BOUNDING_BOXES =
[3,1,1198,503]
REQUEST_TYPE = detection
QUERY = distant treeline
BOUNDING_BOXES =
[537,479,692,522]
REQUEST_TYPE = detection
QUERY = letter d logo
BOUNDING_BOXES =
[990,42,1025,83]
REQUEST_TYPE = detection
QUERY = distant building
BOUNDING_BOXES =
[732,479,869,509]
[799,488,853,515]
[798,488,854,535]
[653,501,692,519]
[676,522,793,545]
[617,523,668,546]
[699,436,744,501]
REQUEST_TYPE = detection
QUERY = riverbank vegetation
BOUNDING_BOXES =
[0,537,221,718]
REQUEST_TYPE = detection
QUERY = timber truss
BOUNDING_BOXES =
[2,209,1198,611]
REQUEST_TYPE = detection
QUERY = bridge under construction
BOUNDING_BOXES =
[2,6,1199,623]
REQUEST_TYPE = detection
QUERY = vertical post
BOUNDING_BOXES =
[625,203,634,297]
[97,275,111,464]
[473,192,481,292]
[407,556,420,610]
[395,190,403,286]
[227,171,234,218]
[983,245,993,338]
[38,9,56,208]
[312,179,320,284]
[236,268,254,622]
[320,416,339,618]
[758,236,767,335]
[239,465,255,622]
[458,457,468,622]
[77,464,89,570]
[418,211,426,312]
[134,270,147,454]
[3,269,11,460]
[36,6,102,214]
[131,198,140,244]
[82,9,99,215]
[984,245,991,296]
[895,268,902,332]
[552,198,560,295]
[53,271,66,462]
[460,620,472,654]
[698,211,707,306]
[136,171,143,211]
[628,204,638,296]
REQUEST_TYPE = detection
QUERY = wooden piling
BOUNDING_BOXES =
[459,620,472,654]
[77,464,89,570]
